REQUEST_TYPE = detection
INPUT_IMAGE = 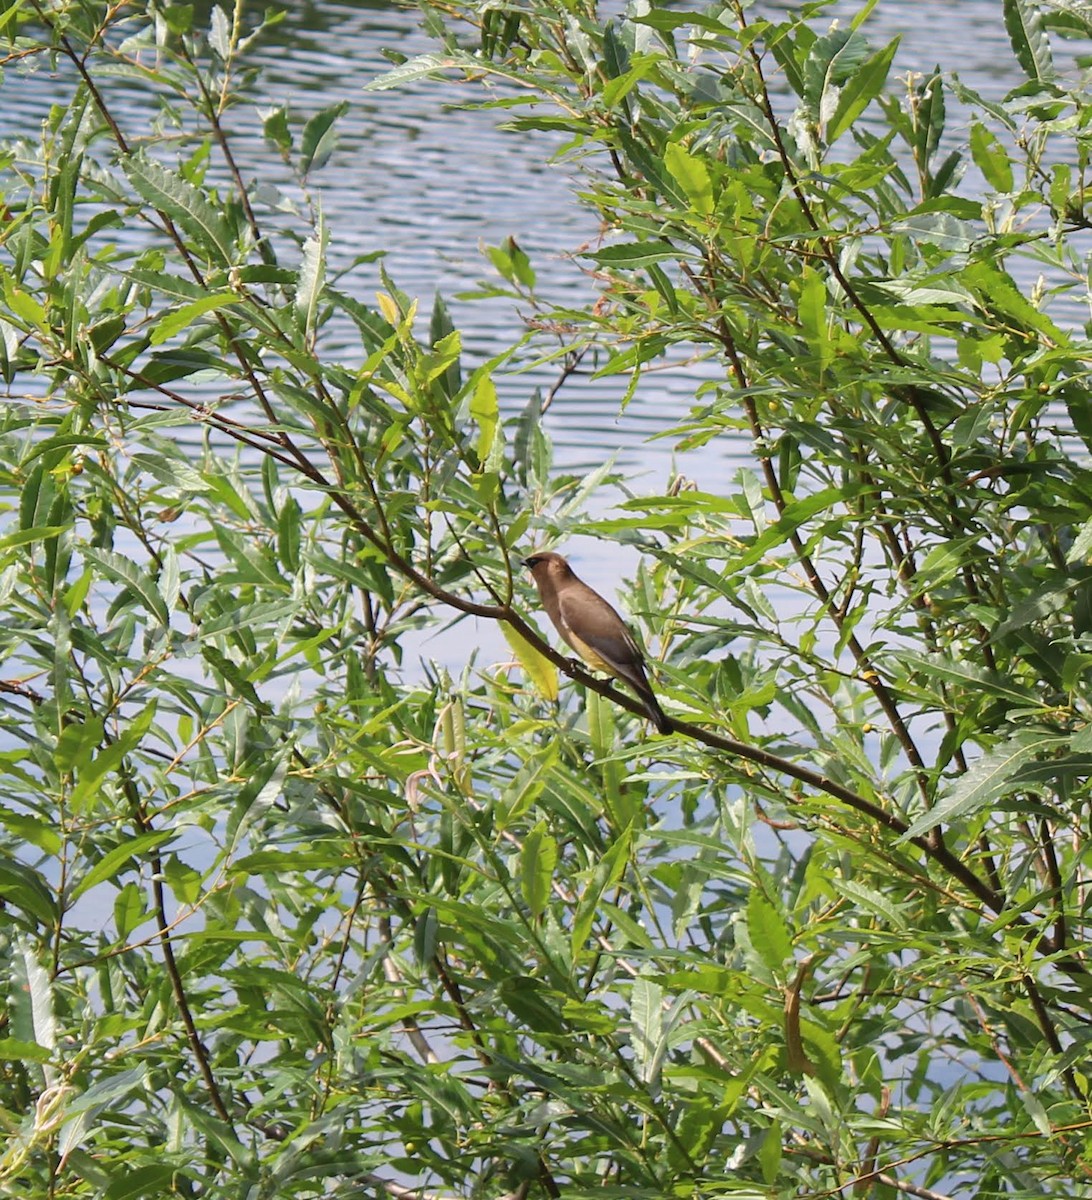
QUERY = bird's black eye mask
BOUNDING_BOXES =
[522,556,542,568]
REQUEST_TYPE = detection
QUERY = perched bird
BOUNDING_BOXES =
[522,551,671,734]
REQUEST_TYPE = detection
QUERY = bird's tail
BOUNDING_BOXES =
[640,687,671,735]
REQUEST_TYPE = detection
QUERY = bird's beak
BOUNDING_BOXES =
[520,557,534,568]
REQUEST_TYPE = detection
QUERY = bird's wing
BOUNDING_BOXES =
[557,586,648,687]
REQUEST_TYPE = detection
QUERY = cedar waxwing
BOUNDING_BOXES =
[522,551,671,734]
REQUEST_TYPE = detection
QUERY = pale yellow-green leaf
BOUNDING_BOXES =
[663,141,713,216]
[503,622,558,702]
[375,291,400,326]
[470,372,498,462]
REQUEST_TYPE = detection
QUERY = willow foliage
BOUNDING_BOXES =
[2,1,1092,1197]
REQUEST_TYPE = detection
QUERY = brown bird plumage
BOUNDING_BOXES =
[522,551,670,734]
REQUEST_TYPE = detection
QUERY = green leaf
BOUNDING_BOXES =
[2,280,47,330]
[0,2,28,40]
[1004,0,1055,82]
[71,832,175,901]
[732,487,849,569]
[123,154,235,265]
[262,105,292,158]
[758,1121,783,1185]
[105,1164,179,1200]
[114,882,148,938]
[208,4,231,59]
[901,730,1066,840]
[17,937,55,1055]
[506,235,535,289]
[630,974,663,1083]
[571,826,632,961]
[1020,1089,1053,1138]
[430,291,462,397]
[891,212,976,252]
[521,821,557,918]
[54,715,106,773]
[970,121,1014,192]
[296,209,327,341]
[0,525,68,568]
[68,705,159,815]
[796,268,829,371]
[663,141,713,216]
[826,37,899,143]
[20,433,108,464]
[148,291,239,345]
[365,52,466,90]
[747,890,793,973]
[201,646,275,716]
[82,548,169,628]
[961,258,1063,340]
[804,29,872,121]
[895,652,1040,708]
[0,1038,53,1063]
[590,240,690,267]
[0,807,61,855]
[277,495,302,573]
[299,101,349,176]
[913,69,946,165]
[834,880,907,929]
[0,860,55,924]
[163,855,202,906]
[498,975,566,1035]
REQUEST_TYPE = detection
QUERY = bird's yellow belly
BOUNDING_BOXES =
[563,627,612,674]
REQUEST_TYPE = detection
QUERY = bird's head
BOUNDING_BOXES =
[522,551,574,584]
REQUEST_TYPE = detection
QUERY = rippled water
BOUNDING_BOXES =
[245,0,1071,482]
